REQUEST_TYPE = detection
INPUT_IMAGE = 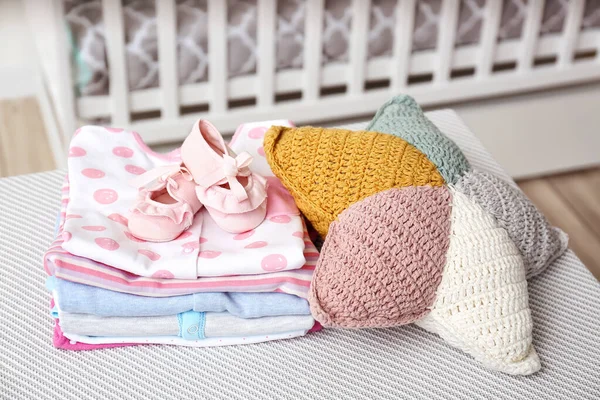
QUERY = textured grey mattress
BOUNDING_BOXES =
[1,111,599,399]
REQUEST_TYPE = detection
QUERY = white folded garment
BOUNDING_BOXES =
[58,311,315,339]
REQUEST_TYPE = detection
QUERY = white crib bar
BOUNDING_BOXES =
[303,0,324,102]
[208,0,228,114]
[257,0,277,108]
[101,0,130,125]
[434,0,460,84]
[558,0,586,68]
[50,0,77,143]
[597,33,600,64]
[156,0,179,120]
[390,0,416,91]
[348,0,371,95]
[477,0,503,78]
[518,0,545,72]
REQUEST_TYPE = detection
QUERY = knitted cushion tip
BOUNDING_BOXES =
[264,125,444,237]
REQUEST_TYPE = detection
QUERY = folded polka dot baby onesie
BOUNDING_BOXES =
[46,188,318,298]
[60,121,306,279]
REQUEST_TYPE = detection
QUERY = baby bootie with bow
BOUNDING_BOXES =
[128,164,203,242]
[181,119,268,233]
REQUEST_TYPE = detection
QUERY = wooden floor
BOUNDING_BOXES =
[0,97,55,177]
[1,97,599,279]
[518,170,600,280]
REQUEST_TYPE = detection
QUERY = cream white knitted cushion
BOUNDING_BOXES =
[416,189,539,375]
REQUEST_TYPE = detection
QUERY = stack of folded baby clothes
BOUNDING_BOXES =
[44,119,320,349]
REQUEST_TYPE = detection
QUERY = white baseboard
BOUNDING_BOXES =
[451,83,600,179]
[0,67,38,99]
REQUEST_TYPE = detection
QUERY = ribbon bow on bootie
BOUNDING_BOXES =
[196,152,254,203]
[129,163,193,192]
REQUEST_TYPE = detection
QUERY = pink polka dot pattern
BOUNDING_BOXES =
[125,165,146,175]
[292,231,304,238]
[82,226,106,231]
[199,237,208,244]
[95,237,120,251]
[108,213,128,226]
[261,254,287,271]
[112,146,134,158]
[245,241,268,249]
[62,231,72,242]
[175,231,193,240]
[257,147,265,157]
[233,230,255,240]
[182,241,199,254]
[69,147,86,157]
[138,249,161,261]
[248,126,268,139]
[125,231,146,242]
[81,168,105,179]
[105,127,124,133]
[269,215,291,223]
[198,250,222,259]
[66,214,82,220]
[94,188,118,204]
[151,270,174,279]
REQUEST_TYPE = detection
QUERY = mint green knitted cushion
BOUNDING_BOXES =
[367,95,470,184]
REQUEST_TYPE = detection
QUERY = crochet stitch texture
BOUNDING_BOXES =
[309,187,451,328]
[415,188,539,375]
[455,170,568,279]
[367,95,470,184]
[263,126,444,237]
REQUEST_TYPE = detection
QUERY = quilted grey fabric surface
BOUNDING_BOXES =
[1,111,599,399]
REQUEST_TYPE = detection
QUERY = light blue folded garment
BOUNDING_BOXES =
[49,277,311,318]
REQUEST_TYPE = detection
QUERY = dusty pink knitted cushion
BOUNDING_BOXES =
[309,186,451,328]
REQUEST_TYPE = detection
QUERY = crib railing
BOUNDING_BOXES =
[49,0,600,146]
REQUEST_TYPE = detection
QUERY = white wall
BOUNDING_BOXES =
[0,0,38,98]
[452,83,600,179]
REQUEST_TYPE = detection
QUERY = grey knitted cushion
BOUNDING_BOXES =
[455,169,569,278]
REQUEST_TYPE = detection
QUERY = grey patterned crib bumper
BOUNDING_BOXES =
[65,0,600,96]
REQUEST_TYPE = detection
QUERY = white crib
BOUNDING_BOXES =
[27,0,600,171]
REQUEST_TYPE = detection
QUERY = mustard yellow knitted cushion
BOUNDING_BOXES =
[263,126,444,236]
